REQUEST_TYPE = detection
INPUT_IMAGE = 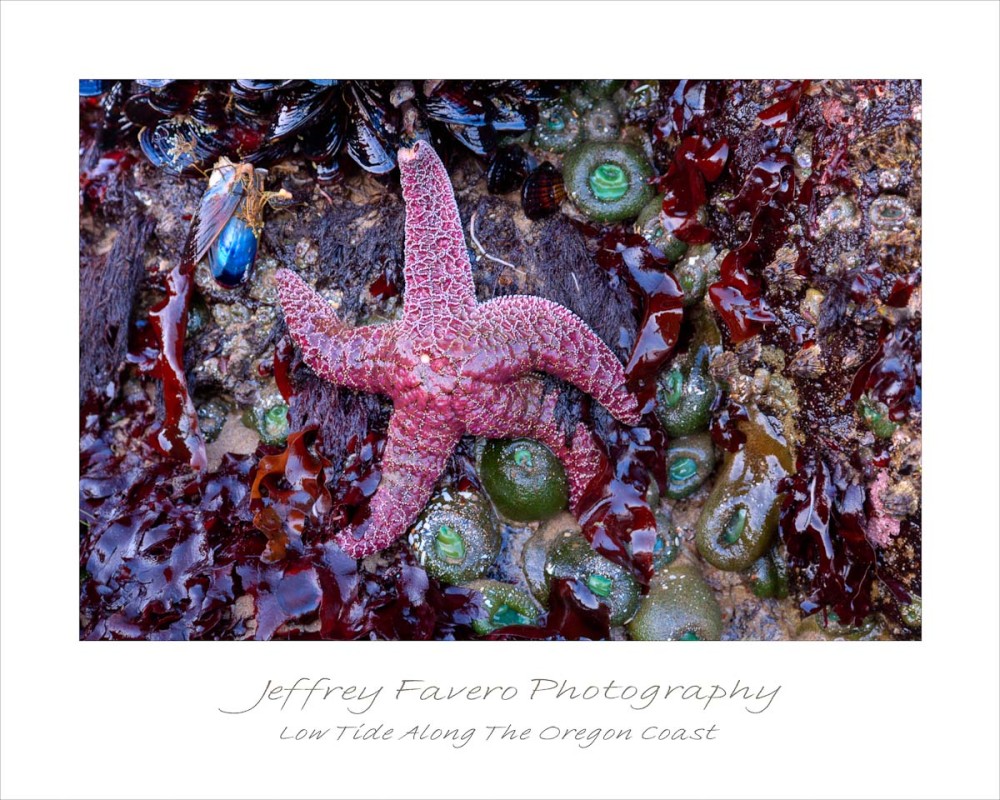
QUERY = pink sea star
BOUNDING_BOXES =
[276,140,640,558]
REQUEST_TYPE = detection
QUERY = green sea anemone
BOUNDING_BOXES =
[563,141,654,223]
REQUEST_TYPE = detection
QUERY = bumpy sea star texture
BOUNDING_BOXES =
[277,141,640,557]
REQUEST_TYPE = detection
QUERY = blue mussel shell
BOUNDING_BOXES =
[208,213,258,287]
[79,79,104,97]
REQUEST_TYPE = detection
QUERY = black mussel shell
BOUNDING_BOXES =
[136,79,174,89]
[270,83,338,140]
[98,81,130,143]
[100,80,125,115]
[419,82,493,127]
[189,90,227,128]
[447,122,497,156]
[235,79,301,92]
[123,92,169,127]
[138,119,224,175]
[487,80,561,102]
[298,107,346,162]
[347,117,396,173]
[217,120,269,161]
[313,158,342,183]
[242,137,296,166]
[521,161,566,220]
[345,82,399,173]
[489,94,539,132]
[487,145,531,194]
[230,81,281,119]
[145,80,200,115]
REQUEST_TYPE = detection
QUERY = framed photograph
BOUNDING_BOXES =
[3,2,998,798]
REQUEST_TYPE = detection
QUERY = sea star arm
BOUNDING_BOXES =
[397,141,478,318]
[275,269,393,394]
[465,378,607,513]
[474,295,641,425]
[334,400,461,558]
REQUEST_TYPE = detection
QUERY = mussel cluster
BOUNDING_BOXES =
[83,79,670,226]
[85,79,556,180]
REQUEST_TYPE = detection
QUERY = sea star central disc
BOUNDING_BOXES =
[276,140,640,558]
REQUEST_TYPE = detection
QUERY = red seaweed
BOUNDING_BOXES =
[327,430,385,530]
[582,229,684,586]
[653,80,720,142]
[573,409,668,588]
[145,260,207,469]
[79,150,136,209]
[273,335,296,402]
[368,271,399,301]
[653,135,729,245]
[80,394,480,640]
[595,230,684,409]
[707,83,807,343]
[710,400,750,453]
[778,454,877,623]
[849,325,920,422]
[709,246,778,343]
[250,428,333,561]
